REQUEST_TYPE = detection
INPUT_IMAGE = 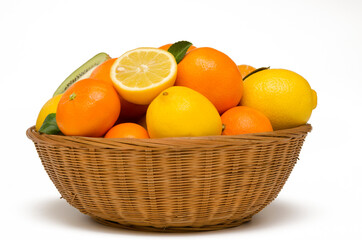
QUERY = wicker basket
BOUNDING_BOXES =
[26,124,311,232]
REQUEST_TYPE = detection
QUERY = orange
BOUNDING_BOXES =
[175,47,243,114]
[237,65,256,79]
[221,106,273,135]
[159,43,196,53]
[118,97,148,122]
[56,78,121,137]
[104,122,149,139]
[137,115,147,130]
[89,58,117,84]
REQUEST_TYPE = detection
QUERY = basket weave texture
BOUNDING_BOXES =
[27,124,311,232]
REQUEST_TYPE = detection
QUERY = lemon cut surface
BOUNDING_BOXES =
[110,48,177,105]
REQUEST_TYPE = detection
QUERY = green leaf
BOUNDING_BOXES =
[39,113,62,135]
[167,41,193,64]
[243,67,270,81]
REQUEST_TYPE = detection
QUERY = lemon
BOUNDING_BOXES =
[146,86,222,138]
[241,69,317,130]
[35,94,63,131]
[110,47,177,105]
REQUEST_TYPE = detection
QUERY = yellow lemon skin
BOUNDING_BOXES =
[146,86,222,138]
[241,69,317,130]
[35,94,63,131]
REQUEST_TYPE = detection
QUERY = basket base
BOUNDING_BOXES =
[91,216,253,233]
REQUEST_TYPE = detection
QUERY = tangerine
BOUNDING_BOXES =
[175,47,243,114]
[90,58,117,84]
[237,65,256,79]
[56,78,121,137]
[221,106,273,135]
[104,122,149,139]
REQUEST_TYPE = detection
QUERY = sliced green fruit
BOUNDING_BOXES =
[53,52,111,96]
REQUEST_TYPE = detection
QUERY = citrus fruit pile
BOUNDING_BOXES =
[36,41,317,139]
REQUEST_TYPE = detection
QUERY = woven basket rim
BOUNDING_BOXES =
[26,124,311,150]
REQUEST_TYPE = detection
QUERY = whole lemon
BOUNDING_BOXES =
[241,69,317,130]
[35,94,63,131]
[146,86,222,138]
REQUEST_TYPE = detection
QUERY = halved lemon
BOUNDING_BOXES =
[110,48,177,105]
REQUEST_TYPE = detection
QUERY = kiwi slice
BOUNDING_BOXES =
[53,52,111,96]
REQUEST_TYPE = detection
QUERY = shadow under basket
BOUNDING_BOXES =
[26,124,312,232]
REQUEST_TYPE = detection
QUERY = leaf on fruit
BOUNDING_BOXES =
[243,67,270,81]
[168,41,193,64]
[39,113,62,135]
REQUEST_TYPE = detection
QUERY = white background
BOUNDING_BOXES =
[1,0,362,239]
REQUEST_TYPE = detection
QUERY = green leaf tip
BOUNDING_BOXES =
[168,41,193,64]
[39,113,62,135]
[243,67,270,81]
